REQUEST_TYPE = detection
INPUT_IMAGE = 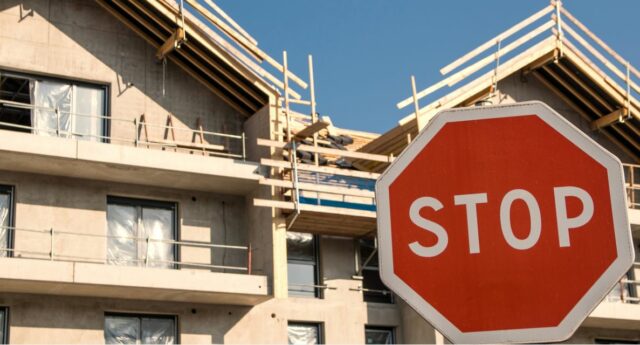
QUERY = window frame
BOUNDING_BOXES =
[0,69,111,143]
[104,312,179,344]
[357,238,394,304]
[287,232,322,298]
[0,185,15,258]
[0,307,9,344]
[364,325,395,344]
[106,196,179,269]
[287,321,324,345]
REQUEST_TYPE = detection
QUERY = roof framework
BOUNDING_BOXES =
[358,0,640,172]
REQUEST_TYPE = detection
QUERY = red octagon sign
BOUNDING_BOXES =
[376,102,634,343]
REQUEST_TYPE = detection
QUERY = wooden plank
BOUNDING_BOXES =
[294,120,329,140]
[563,23,640,96]
[439,4,555,76]
[257,139,393,163]
[200,0,258,45]
[591,109,626,131]
[541,65,603,116]
[397,20,555,110]
[259,178,376,198]
[555,62,613,111]
[560,7,640,80]
[155,27,185,60]
[398,37,557,126]
[261,159,380,179]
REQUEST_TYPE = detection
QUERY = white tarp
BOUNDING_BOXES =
[287,324,318,345]
[30,80,71,137]
[0,193,9,258]
[107,204,174,268]
[30,80,103,141]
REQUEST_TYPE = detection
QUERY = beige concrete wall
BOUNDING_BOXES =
[0,0,248,156]
[0,169,249,271]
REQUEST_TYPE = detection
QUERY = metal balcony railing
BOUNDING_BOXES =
[0,99,247,160]
[0,225,252,274]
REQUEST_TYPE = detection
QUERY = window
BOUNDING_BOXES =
[365,326,395,344]
[0,71,108,142]
[104,313,176,344]
[287,232,321,298]
[0,185,14,258]
[358,238,393,303]
[288,322,322,345]
[107,196,177,269]
[0,307,8,344]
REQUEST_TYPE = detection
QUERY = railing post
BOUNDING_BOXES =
[554,0,563,58]
[241,131,246,161]
[55,107,60,137]
[133,118,139,147]
[50,227,54,261]
[145,235,150,267]
[247,243,252,275]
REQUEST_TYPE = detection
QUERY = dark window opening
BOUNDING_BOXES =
[0,307,8,344]
[288,322,323,345]
[359,238,393,304]
[287,232,321,298]
[106,196,178,269]
[0,185,15,258]
[365,326,395,344]
[0,71,109,141]
[104,313,177,344]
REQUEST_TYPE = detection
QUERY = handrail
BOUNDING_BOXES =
[0,99,246,159]
[0,225,252,273]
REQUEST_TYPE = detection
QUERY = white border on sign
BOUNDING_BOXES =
[375,101,634,344]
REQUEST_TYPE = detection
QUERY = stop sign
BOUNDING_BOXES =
[376,102,634,343]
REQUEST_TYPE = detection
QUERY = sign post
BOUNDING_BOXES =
[376,102,634,343]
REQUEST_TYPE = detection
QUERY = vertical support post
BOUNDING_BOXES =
[309,55,319,166]
[134,118,139,147]
[50,227,54,260]
[291,141,301,209]
[55,107,60,137]
[241,131,246,161]
[624,61,631,122]
[631,165,636,208]
[410,75,421,134]
[554,0,564,59]
[247,243,252,275]
[491,39,502,101]
[283,51,292,143]
[145,235,150,267]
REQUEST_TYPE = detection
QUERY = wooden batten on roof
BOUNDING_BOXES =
[358,1,640,173]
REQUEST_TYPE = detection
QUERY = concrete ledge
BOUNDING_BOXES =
[0,130,261,195]
[628,208,640,226]
[0,258,270,306]
[584,301,640,330]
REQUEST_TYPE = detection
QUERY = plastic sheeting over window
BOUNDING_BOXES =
[105,314,175,345]
[288,323,320,345]
[0,191,11,258]
[107,201,175,269]
[30,79,104,141]
[287,232,319,298]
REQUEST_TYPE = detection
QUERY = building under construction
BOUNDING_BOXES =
[0,0,638,343]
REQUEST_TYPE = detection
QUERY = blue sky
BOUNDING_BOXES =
[216,1,639,134]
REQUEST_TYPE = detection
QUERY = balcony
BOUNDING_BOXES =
[585,263,640,329]
[0,100,261,195]
[0,225,269,305]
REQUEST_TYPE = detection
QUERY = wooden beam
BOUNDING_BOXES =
[156,27,185,60]
[541,65,603,117]
[261,159,380,179]
[257,138,393,163]
[439,4,554,75]
[531,71,640,161]
[201,0,258,46]
[590,108,627,131]
[294,120,329,140]
[554,62,612,111]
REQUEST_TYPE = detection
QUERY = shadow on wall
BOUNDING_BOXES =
[0,293,252,343]
[0,0,245,152]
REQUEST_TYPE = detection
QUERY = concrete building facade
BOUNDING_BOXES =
[0,0,638,344]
